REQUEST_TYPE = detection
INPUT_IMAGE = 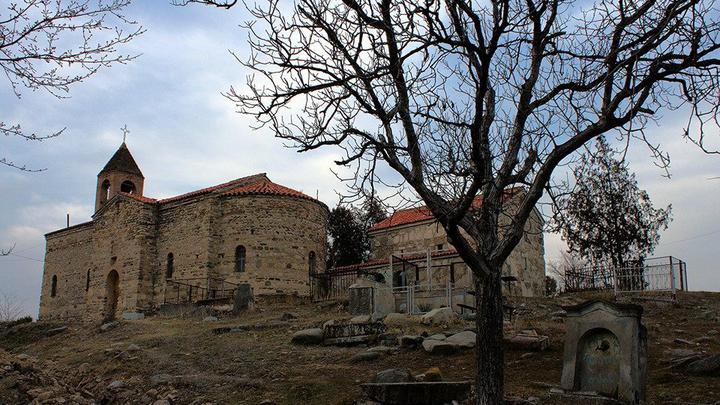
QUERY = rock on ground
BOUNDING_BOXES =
[372,368,415,384]
[350,351,381,363]
[291,328,324,345]
[383,313,412,326]
[445,331,476,348]
[422,339,459,355]
[686,354,720,375]
[420,307,456,325]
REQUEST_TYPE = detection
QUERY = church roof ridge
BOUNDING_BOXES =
[99,142,144,177]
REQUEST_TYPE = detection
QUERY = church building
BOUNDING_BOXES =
[39,143,328,322]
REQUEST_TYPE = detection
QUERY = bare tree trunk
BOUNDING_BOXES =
[474,271,504,404]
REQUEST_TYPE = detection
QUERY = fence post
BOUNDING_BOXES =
[426,250,431,291]
[670,257,677,298]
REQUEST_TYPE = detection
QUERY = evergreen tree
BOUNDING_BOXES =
[327,206,369,268]
[553,137,672,268]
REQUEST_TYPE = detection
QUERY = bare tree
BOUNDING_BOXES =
[187,0,719,401]
[548,250,589,292]
[1,0,143,171]
[0,290,24,323]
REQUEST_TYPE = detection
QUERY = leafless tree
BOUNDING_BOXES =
[548,251,589,292]
[0,290,24,322]
[187,0,719,401]
[171,0,238,8]
[1,0,143,171]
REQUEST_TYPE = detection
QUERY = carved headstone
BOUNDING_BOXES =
[349,286,374,315]
[561,300,647,403]
[233,284,253,313]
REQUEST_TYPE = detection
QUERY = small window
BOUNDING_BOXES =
[235,246,246,273]
[450,263,456,284]
[85,270,90,292]
[437,244,444,251]
[101,179,111,202]
[308,251,316,275]
[120,180,136,194]
[166,253,174,279]
[51,275,58,298]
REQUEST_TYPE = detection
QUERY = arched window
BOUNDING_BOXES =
[101,179,111,201]
[166,253,174,279]
[308,251,316,275]
[120,180,136,194]
[51,275,58,298]
[235,246,246,273]
[85,270,91,292]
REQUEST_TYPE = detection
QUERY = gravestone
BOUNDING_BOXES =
[349,285,374,315]
[560,300,647,403]
[233,284,253,313]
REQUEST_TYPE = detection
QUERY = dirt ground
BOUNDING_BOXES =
[0,291,719,404]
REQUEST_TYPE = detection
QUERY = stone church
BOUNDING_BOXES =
[39,143,328,322]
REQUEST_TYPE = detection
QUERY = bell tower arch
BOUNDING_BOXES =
[95,142,145,212]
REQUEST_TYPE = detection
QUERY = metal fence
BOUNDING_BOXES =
[563,256,687,298]
[389,281,469,315]
[310,268,368,302]
[164,276,239,305]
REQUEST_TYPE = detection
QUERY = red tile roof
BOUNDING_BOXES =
[223,179,317,201]
[115,173,320,207]
[369,187,524,232]
[333,248,459,272]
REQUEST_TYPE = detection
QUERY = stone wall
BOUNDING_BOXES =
[40,223,94,321]
[40,192,328,322]
[215,195,328,296]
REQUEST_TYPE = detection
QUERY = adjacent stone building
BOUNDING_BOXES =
[338,190,546,297]
[39,143,328,322]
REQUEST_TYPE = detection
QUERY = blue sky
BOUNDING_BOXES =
[1,2,718,318]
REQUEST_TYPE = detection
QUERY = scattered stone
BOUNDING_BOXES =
[122,312,145,321]
[379,333,398,346]
[686,354,720,375]
[350,315,372,324]
[383,312,412,326]
[291,328,324,345]
[153,401,171,405]
[372,368,414,384]
[258,400,275,405]
[666,348,695,358]
[674,338,695,346]
[150,374,174,385]
[420,307,456,325]
[399,335,423,349]
[45,326,68,336]
[506,333,549,352]
[323,322,387,346]
[445,331,476,348]
[550,310,567,318]
[520,353,534,359]
[108,380,127,390]
[367,346,396,354]
[322,319,336,329]
[361,381,471,405]
[203,316,219,322]
[280,312,298,321]
[422,339,459,355]
[100,321,120,332]
[127,344,141,352]
[419,367,443,382]
[426,333,447,341]
[350,351,381,363]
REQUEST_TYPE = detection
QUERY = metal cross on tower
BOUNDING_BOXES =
[121,125,130,143]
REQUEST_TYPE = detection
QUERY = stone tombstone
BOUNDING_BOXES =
[561,300,647,403]
[349,285,374,315]
[233,284,253,313]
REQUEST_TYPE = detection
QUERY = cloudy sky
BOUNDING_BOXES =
[1,2,718,318]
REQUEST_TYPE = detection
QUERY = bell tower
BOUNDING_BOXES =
[95,142,145,212]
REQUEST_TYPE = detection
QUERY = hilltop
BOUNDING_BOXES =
[0,291,719,404]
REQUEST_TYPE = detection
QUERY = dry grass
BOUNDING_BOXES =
[0,291,719,404]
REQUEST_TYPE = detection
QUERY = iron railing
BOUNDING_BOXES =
[163,276,240,305]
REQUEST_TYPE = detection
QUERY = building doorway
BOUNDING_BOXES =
[104,270,120,321]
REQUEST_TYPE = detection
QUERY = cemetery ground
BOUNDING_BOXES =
[1,291,719,404]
